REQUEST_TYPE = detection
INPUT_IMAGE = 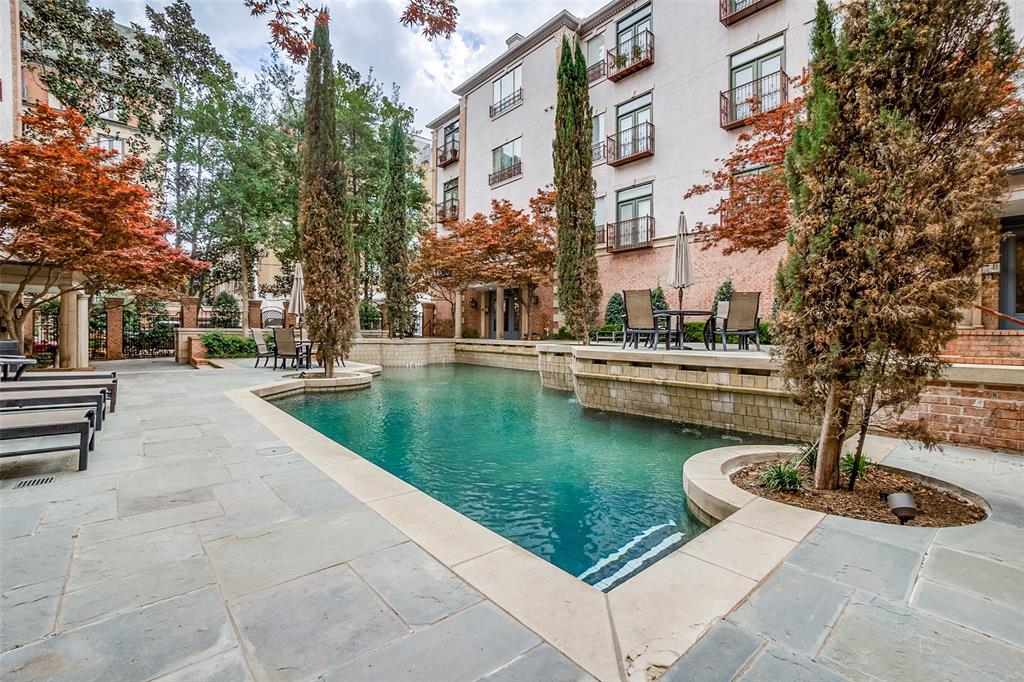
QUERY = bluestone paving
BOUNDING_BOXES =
[349,541,482,626]
[2,360,1022,682]
[230,564,409,681]
[658,620,763,682]
[479,643,597,682]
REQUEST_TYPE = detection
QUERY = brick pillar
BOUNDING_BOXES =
[105,297,124,360]
[282,301,295,328]
[248,300,263,329]
[181,296,199,328]
[421,303,435,337]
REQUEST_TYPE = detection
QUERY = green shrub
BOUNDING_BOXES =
[760,461,802,492]
[790,441,819,472]
[542,326,576,341]
[359,299,382,329]
[210,292,241,328]
[199,332,256,358]
[604,293,625,326]
[840,452,871,477]
[651,286,668,311]
[713,279,734,315]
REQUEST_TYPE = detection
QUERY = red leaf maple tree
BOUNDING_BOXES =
[0,104,206,346]
[413,190,556,322]
[684,79,805,255]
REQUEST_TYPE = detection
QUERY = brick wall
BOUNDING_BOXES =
[941,329,1024,366]
[899,382,1023,452]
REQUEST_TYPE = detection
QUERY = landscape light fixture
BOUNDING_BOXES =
[880,491,918,525]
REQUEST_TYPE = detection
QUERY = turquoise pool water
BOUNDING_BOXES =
[274,365,773,588]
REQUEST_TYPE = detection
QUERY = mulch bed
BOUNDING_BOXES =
[731,461,987,527]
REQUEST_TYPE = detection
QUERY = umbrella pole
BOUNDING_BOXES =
[677,287,683,310]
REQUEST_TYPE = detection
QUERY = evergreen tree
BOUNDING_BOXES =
[604,293,625,327]
[379,118,415,337]
[776,0,1024,489]
[553,35,601,343]
[299,15,357,375]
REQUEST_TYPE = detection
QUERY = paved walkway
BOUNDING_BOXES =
[664,444,1024,682]
[0,360,592,681]
[2,360,1022,682]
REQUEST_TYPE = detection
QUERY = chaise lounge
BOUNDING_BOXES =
[0,408,97,471]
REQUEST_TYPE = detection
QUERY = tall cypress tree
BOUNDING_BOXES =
[299,15,357,376]
[776,0,1024,489]
[379,118,415,336]
[553,35,601,342]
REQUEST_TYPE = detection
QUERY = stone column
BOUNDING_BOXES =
[496,286,505,340]
[76,294,88,367]
[248,300,263,329]
[20,307,33,356]
[521,284,531,341]
[454,293,463,339]
[58,290,77,368]
[105,297,124,360]
[181,296,199,328]
[478,291,486,337]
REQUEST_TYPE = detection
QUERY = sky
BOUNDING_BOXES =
[92,0,608,133]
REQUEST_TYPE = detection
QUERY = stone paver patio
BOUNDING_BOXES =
[1,359,1022,681]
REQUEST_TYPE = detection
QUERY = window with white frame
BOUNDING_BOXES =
[591,113,605,161]
[491,65,523,114]
[729,34,785,120]
[587,34,605,66]
[491,137,522,173]
[97,134,125,161]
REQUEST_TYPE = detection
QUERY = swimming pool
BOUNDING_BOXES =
[274,365,776,589]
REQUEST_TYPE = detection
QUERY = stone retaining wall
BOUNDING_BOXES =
[571,351,820,441]
[537,345,574,390]
[347,338,455,367]
[453,341,542,372]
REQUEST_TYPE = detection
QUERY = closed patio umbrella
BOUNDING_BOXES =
[290,261,306,330]
[668,212,694,310]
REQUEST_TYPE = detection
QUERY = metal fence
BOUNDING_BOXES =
[197,308,242,328]
[89,308,107,360]
[123,312,178,357]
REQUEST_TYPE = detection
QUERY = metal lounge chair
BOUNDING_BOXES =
[0,388,108,430]
[1,378,118,411]
[622,289,667,350]
[709,292,761,351]
[250,329,276,368]
[272,327,305,370]
[0,408,96,470]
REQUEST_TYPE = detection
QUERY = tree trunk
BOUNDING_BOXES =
[814,381,852,490]
[238,245,251,333]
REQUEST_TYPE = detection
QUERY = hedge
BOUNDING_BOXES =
[199,332,257,358]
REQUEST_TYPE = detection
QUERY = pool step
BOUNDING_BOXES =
[578,523,687,592]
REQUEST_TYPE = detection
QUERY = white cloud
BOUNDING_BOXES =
[90,0,607,131]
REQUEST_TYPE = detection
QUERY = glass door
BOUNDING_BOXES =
[1000,221,1024,328]
[731,50,783,119]
[616,187,652,249]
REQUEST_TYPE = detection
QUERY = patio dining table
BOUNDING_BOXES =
[0,356,36,381]
[653,310,713,351]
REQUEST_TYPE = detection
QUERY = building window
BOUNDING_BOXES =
[616,3,652,50]
[728,34,785,121]
[587,34,606,81]
[443,178,458,203]
[594,196,606,243]
[616,183,653,223]
[609,93,654,163]
[591,113,605,162]
[438,178,459,222]
[491,65,523,117]
[96,134,125,162]
[443,120,459,147]
[489,137,522,184]
[438,120,460,166]
[611,183,654,251]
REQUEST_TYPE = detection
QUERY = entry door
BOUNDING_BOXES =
[487,291,497,339]
[999,221,1024,328]
[504,289,520,340]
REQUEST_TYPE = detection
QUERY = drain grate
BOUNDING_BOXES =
[14,476,55,489]
[255,446,294,457]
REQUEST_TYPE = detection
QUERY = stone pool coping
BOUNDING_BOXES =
[228,369,829,682]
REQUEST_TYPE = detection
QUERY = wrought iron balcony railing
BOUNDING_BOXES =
[489,88,523,118]
[437,140,459,167]
[719,0,783,26]
[720,69,789,130]
[606,122,655,166]
[606,30,654,82]
[606,215,655,252]
[488,160,522,186]
[587,60,606,83]
[595,224,606,244]
[436,198,458,223]
[592,141,605,163]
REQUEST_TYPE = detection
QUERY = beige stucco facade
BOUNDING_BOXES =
[427,0,1024,335]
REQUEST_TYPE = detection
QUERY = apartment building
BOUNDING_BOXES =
[428,0,1024,339]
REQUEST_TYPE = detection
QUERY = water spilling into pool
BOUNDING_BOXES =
[274,365,776,587]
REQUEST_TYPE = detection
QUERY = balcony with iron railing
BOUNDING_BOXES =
[489,88,523,118]
[605,215,655,252]
[437,140,459,167]
[587,60,606,83]
[720,69,789,130]
[595,224,606,244]
[436,198,458,223]
[592,141,605,163]
[606,30,654,82]
[606,122,655,167]
[719,0,783,26]
[488,160,522,186]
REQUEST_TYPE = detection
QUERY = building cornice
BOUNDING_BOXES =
[451,10,581,97]
[579,0,643,34]
[427,104,460,131]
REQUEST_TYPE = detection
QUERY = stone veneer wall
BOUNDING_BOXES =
[537,346,573,390]
[453,341,541,372]
[570,351,821,441]
[348,339,455,367]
